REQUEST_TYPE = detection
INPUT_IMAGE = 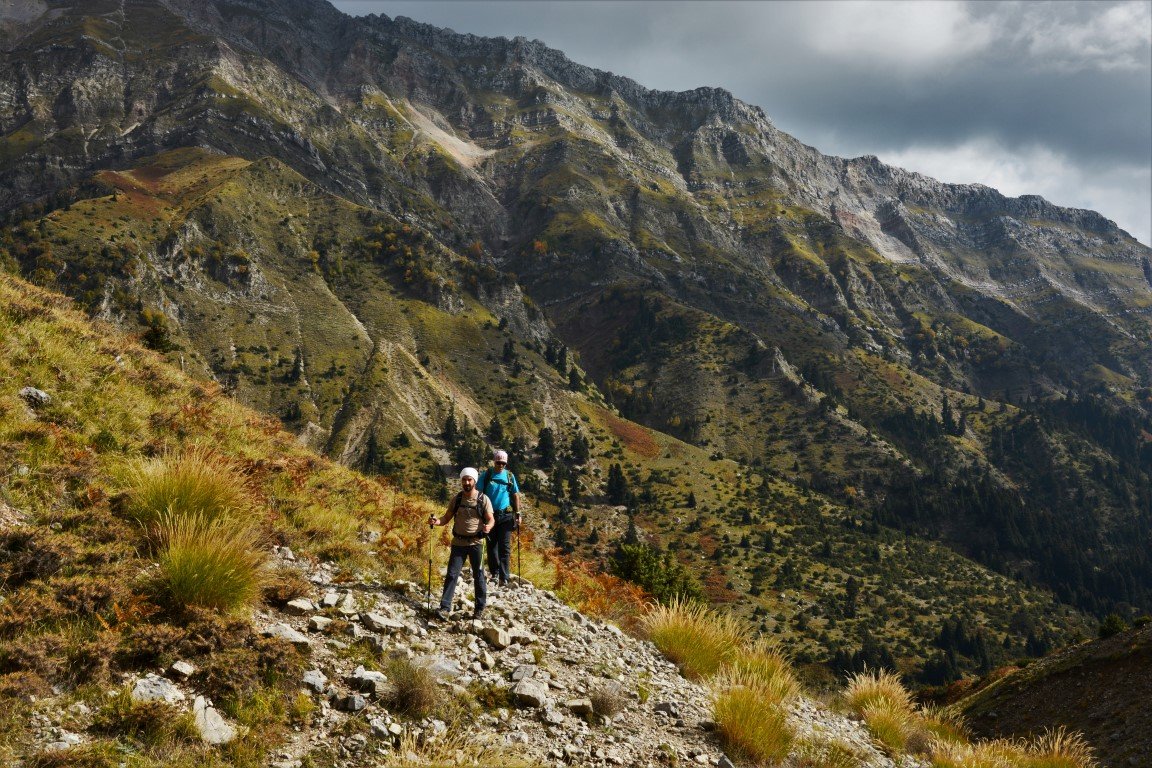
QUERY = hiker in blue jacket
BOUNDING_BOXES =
[479,449,521,587]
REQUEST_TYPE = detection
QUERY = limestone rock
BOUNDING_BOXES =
[193,696,237,745]
[131,674,184,704]
[511,678,549,708]
[263,623,312,650]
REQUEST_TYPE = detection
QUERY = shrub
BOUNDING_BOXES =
[151,513,268,612]
[641,598,750,680]
[712,669,795,764]
[120,449,251,528]
[384,656,441,718]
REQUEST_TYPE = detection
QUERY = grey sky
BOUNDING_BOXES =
[332,1,1152,245]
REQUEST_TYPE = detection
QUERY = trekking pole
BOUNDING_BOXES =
[516,517,521,582]
[426,519,434,611]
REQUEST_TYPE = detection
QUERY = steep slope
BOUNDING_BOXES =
[956,622,1152,768]
[1,0,1148,679]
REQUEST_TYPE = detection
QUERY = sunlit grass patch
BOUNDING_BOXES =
[843,668,914,716]
[1023,726,1096,768]
[120,448,252,528]
[641,598,750,680]
[723,636,800,703]
[712,669,795,765]
[152,513,268,612]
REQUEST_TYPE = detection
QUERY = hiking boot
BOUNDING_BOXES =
[472,607,485,620]
[434,609,451,621]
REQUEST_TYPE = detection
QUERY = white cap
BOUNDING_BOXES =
[493,449,509,462]
[460,467,479,481]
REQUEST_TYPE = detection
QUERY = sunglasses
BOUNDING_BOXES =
[494,461,506,466]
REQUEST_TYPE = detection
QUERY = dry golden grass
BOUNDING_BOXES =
[641,598,750,680]
[1023,726,1096,768]
[383,729,542,767]
[120,448,252,528]
[712,668,795,765]
[152,512,268,612]
[843,668,915,716]
[723,636,801,703]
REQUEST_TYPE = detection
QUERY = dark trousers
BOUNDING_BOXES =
[486,515,516,584]
[439,544,486,613]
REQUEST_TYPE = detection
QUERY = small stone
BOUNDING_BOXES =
[479,650,495,670]
[369,718,391,739]
[361,612,405,633]
[193,695,237,745]
[19,387,51,407]
[308,616,332,632]
[262,623,312,650]
[279,546,296,561]
[68,702,91,716]
[654,701,681,718]
[132,674,184,704]
[717,757,736,768]
[302,669,328,693]
[321,591,340,608]
[510,664,536,682]
[511,678,549,708]
[285,598,315,615]
[541,707,565,725]
[388,722,404,736]
[168,660,195,680]
[331,693,368,712]
[348,666,388,694]
[482,626,511,649]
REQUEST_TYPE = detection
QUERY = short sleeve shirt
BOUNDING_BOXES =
[479,468,519,512]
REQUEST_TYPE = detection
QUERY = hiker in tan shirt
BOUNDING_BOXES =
[429,467,494,620]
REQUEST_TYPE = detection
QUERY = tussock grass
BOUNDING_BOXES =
[929,738,1022,768]
[92,686,199,748]
[383,656,442,718]
[724,636,800,703]
[793,737,867,768]
[712,668,795,765]
[843,668,915,715]
[382,729,541,767]
[120,448,252,528]
[1024,727,1096,768]
[641,598,750,680]
[152,513,268,612]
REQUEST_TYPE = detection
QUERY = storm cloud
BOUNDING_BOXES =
[333,1,1152,245]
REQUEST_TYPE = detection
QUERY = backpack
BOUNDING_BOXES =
[449,491,492,540]
[478,468,517,506]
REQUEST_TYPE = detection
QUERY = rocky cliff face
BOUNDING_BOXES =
[1,0,1150,675]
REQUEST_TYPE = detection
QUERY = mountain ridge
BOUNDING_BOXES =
[2,0,1149,688]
